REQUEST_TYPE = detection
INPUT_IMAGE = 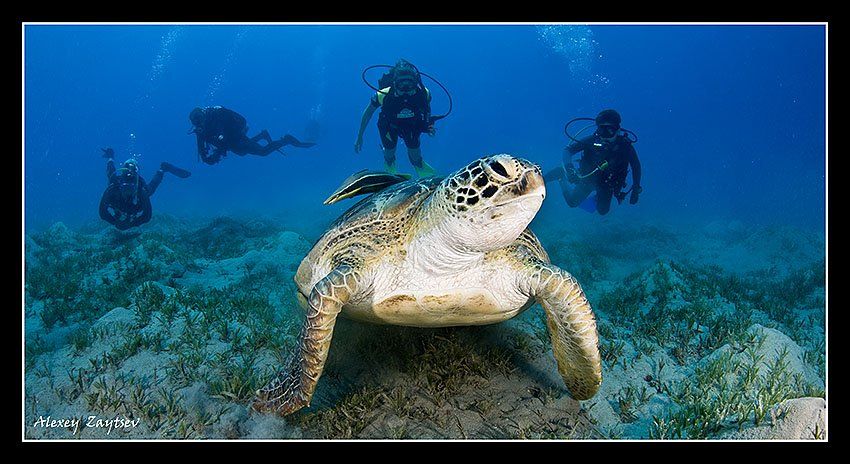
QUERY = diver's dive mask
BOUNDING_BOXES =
[188,107,205,134]
[394,76,418,96]
[596,124,620,141]
[117,160,140,200]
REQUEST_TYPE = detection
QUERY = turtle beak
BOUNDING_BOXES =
[521,169,545,198]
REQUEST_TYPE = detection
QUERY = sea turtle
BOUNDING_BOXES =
[252,154,602,416]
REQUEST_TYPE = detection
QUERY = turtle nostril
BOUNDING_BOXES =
[488,161,509,178]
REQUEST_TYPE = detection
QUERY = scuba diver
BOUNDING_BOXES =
[98,147,191,230]
[354,59,441,178]
[543,109,642,215]
[188,106,316,165]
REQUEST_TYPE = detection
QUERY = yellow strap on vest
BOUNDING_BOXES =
[376,87,391,106]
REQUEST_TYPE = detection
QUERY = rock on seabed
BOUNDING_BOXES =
[721,397,826,439]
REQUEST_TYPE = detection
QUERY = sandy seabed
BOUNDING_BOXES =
[23,212,826,440]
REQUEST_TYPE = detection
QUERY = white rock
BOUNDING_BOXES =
[721,397,826,439]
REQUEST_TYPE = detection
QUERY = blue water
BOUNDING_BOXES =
[24,24,826,233]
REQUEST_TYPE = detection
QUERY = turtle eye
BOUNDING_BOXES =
[488,161,509,178]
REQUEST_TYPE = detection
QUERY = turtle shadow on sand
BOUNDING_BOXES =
[288,316,600,439]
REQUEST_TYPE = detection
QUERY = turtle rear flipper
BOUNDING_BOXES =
[323,169,412,205]
[252,265,360,416]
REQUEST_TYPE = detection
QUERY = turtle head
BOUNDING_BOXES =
[436,154,545,252]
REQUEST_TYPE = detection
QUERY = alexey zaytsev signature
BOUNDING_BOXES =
[31,415,141,435]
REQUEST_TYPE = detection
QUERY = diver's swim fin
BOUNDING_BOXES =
[384,161,397,175]
[161,162,191,178]
[282,134,316,148]
[413,161,438,178]
[578,192,597,213]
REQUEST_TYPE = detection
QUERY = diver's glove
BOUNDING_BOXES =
[354,135,364,153]
[203,147,226,165]
[101,147,115,159]
[630,185,642,204]
[204,154,221,165]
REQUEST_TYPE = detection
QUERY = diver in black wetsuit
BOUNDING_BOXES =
[188,106,316,165]
[544,109,643,215]
[98,148,191,230]
[354,59,438,178]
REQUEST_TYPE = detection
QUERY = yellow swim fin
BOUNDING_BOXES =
[414,161,438,178]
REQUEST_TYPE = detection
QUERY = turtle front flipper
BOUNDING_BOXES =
[524,262,602,400]
[252,265,359,416]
